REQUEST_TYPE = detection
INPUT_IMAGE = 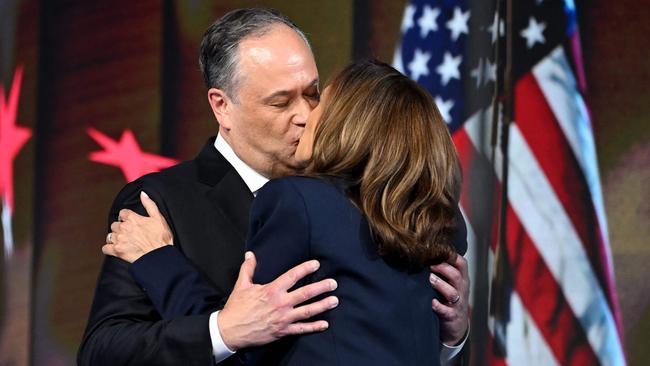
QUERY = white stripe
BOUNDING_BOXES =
[533,46,613,278]
[2,199,14,258]
[462,110,625,365]
[506,292,560,366]
[462,208,558,365]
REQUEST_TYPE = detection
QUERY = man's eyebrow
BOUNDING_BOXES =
[307,78,320,89]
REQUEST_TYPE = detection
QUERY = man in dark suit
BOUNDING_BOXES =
[78,9,336,366]
[79,8,470,366]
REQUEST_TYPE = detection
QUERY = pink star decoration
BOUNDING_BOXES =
[0,65,32,213]
[87,128,179,182]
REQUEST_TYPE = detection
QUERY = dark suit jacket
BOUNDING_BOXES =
[78,138,251,366]
[240,176,468,366]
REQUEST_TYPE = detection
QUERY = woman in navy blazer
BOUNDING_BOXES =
[105,60,467,365]
[240,60,467,365]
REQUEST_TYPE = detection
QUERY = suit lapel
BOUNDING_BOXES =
[196,137,254,241]
[206,170,252,241]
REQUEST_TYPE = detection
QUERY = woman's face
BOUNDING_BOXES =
[295,86,330,165]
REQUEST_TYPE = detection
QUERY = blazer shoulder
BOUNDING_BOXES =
[257,177,353,225]
[253,176,339,217]
[263,176,339,197]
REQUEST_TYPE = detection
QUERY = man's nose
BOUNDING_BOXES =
[293,97,312,127]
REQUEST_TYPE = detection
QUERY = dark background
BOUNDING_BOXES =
[0,1,648,365]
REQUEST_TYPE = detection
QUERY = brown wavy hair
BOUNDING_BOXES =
[305,60,461,267]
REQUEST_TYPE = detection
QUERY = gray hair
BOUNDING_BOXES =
[199,8,311,102]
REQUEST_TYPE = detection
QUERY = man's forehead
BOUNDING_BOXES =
[235,29,318,98]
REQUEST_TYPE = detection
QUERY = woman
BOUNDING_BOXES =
[108,60,466,365]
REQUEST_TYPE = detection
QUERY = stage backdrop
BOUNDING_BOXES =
[0,0,648,365]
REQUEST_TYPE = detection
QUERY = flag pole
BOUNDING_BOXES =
[488,0,514,359]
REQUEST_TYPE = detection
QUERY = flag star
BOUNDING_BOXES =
[488,14,505,43]
[446,7,470,41]
[434,96,454,124]
[521,17,546,49]
[408,48,432,81]
[436,52,462,86]
[470,59,484,88]
[417,5,440,38]
[485,59,497,84]
[401,4,416,33]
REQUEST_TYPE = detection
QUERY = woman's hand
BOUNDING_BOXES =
[429,253,470,346]
[102,191,174,263]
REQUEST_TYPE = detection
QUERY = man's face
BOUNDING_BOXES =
[215,24,320,177]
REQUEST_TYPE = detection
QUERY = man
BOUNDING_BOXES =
[79,8,469,366]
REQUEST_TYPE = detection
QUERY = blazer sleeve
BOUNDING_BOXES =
[78,181,220,366]
[236,179,312,366]
[246,178,311,285]
[128,236,225,318]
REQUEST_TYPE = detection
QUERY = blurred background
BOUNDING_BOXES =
[0,0,648,365]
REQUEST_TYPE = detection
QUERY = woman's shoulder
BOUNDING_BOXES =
[258,176,348,209]
[264,176,341,194]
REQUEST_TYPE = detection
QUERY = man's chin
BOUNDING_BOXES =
[269,160,306,178]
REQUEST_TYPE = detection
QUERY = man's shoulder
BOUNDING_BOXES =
[138,160,198,189]
[112,160,199,206]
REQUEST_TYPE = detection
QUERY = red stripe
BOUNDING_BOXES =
[453,128,501,251]
[485,329,508,366]
[505,204,600,365]
[514,73,618,321]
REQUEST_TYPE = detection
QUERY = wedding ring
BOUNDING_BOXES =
[450,295,460,305]
[106,232,113,244]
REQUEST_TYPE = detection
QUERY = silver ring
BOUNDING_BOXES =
[106,232,113,244]
[450,295,460,305]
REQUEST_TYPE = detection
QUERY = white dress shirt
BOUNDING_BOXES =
[208,134,467,364]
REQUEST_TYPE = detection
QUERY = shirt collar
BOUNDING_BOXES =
[214,134,269,196]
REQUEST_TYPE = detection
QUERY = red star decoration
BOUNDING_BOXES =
[0,65,32,213]
[87,127,179,182]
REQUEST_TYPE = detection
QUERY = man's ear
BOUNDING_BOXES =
[207,88,232,130]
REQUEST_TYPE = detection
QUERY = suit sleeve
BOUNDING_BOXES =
[78,181,221,366]
[246,179,311,285]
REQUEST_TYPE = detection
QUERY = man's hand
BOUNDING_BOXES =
[430,253,470,346]
[102,191,173,263]
[218,252,339,351]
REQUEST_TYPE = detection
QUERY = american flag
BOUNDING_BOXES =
[393,0,626,364]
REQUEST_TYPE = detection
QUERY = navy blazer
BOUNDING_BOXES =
[245,176,467,366]
[99,165,468,365]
